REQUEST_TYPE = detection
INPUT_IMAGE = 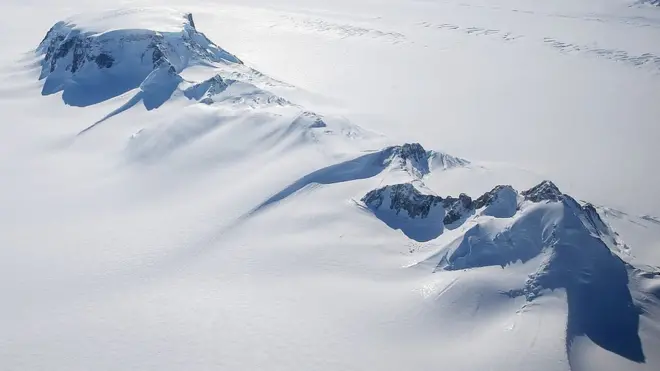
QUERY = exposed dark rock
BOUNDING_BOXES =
[474,185,514,209]
[183,74,232,102]
[641,214,660,225]
[393,143,427,164]
[37,13,244,106]
[94,53,114,68]
[363,179,643,363]
[185,13,197,29]
[385,143,432,176]
[443,193,473,225]
[362,183,443,219]
[151,43,166,68]
[522,180,562,202]
[39,22,65,61]
[363,181,580,235]
[295,112,327,128]
[38,16,241,76]
[374,143,469,177]
[582,203,613,237]
[70,38,86,73]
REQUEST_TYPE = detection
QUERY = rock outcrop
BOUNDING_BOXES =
[361,180,624,261]
[521,180,562,202]
[382,143,469,177]
[362,183,443,219]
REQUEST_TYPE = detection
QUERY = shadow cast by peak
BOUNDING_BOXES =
[560,242,646,363]
[42,68,151,107]
[248,150,393,216]
[368,207,445,242]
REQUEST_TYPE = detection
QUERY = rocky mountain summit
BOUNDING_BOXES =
[382,143,469,177]
[360,178,633,261]
[38,13,240,76]
[36,13,242,106]
[362,183,444,219]
[362,181,520,226]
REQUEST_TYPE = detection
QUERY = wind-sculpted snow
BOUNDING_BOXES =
[183,75,232,103]
[432,182,627,271]
[7,5,660,371]
[249,143,468,218]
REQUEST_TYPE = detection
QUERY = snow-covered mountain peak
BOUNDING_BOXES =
[37,12,241,107]
[182,74,232,103]
[473,184,517,210]
[521,180,563,203]
[360,179,627,249]
[393,142,427,162]
[384,143,468,177]
[428,150,470,170]
[386,142,430,176]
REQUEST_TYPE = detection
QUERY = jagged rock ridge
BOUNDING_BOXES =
[362,182,518,227]
[362,183,443,219]
[383,143,469,177]
[521,180,562,202]
[183,75,233,103]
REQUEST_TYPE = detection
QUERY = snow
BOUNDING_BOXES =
[1,1,660,370]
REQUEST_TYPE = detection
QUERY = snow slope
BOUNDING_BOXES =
[1,2,660,371]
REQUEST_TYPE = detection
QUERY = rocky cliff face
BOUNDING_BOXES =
[441,193,473,225]
[362,183,443,219]
[521,180,562,202]
[362,183,517,225]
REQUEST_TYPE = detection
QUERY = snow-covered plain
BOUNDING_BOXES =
[1,1,660,370]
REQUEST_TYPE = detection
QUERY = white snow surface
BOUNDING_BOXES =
[1,1,660,371]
